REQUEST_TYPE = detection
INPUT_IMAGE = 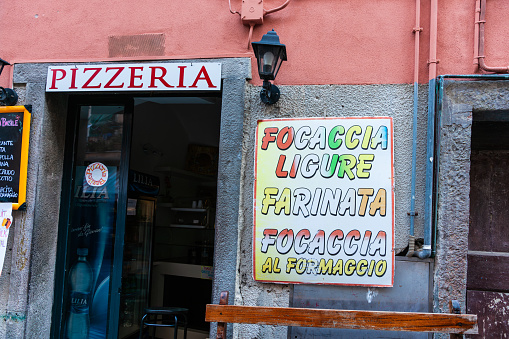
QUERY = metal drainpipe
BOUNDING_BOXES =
[422,2,509,259]
[418,0,438,259]
[476,0,509,73]
[424,3,509,259]
[408,0,422,255]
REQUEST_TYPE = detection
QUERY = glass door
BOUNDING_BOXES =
[54,94,221,339]
[54,100,132,339]
[118,196,155,338]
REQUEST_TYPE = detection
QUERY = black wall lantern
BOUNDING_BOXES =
[252,29,287,105]
[0,58,18,106]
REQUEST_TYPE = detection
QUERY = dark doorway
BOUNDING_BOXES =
[54,94,221,339]
[467,113,509,338]
[130,96,221,339]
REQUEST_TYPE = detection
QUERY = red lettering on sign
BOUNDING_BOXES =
[190,66,217,88]
[261,127,278,150]
[177,66,187,88]
[275,155,288,178]
[70,68,78,89]
[148,66,174,88]
[276,127,295,150]
[128,67,144,88]
[49,69,67,89]
[82,68,102,89]
[104,67,125,88]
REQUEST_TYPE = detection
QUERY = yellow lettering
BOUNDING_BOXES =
[356,259,368,276]
[345,259,356,276]
[261,257,272,273]
[356,154,374,178]
[319,258,333,274]
[286,257,297,273]
[275,187,291,215]
[369,188,386,216]
[358,188,374,216]
[261,187,278,214]
[332,259,343,275]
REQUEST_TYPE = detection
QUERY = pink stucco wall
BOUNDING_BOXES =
[1,0,509,88]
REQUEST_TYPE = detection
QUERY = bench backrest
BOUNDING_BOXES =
[205,292,478,339]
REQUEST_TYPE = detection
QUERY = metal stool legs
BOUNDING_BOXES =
[139,307,188,339]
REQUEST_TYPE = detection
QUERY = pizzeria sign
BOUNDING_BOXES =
[46,62,221,92]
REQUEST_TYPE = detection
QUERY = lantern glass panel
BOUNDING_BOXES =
[256,45,282,80]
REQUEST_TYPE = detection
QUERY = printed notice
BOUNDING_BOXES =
[0,113,23,202]
[253,117,394,286]
[0,203,12,276]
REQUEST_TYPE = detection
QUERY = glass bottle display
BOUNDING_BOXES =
[66,247,93,339]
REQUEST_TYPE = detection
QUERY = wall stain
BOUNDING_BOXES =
[15,212,28,271]
[0,312,26,322]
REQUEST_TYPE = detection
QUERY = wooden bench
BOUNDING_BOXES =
[206,292,478,339]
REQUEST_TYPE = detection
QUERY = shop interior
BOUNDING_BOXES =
[125,96,221,339]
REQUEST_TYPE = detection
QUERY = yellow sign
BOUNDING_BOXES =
[253,117,394,286]
[0,106,31,210]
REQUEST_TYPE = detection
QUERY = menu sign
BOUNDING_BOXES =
[0,106,31,210]
[253,117,394,287]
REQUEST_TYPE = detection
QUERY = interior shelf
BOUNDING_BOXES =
[156,224,207,229]
[155,166,216,182]
[171,207,207,212]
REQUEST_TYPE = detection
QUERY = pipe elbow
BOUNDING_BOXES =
[416,249,432,259]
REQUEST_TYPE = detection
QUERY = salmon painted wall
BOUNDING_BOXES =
[1,0,509,88]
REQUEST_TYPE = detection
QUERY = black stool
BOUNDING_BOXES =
[139,307,188,339]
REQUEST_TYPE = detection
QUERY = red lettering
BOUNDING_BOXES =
[275,155,288,178]
[189,66,217,88]
[128,67,144,88]
[49,69,66,89]
[104,67,125,88]
[261,127,278,150]
[276,127,294,150]
[177,66,187,88]
[148,66,174,88]
[263,228,278,237]
[82,68,102,89]
[70,68,78,89]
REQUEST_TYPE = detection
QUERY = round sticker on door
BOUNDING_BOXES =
[85,162,109,187]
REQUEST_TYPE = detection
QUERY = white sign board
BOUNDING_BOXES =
[0,203,12,276]
[46,63,221,92]
[253,117,394,287]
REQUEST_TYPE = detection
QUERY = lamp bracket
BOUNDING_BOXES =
[260,80,280,105]
[0,87,18,106]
